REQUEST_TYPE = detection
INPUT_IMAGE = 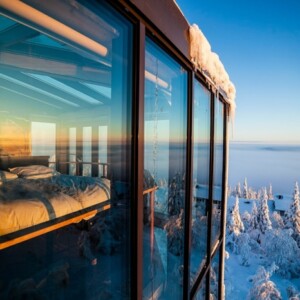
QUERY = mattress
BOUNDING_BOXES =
[0,174,110,236]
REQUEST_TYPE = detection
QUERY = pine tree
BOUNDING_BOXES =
[287,286,300,300]
[249,202,259,230]
[268,183,273,200]
[237,233,251,266]
[257,187,272,234]
[285,182,300,245]
[243,178,249,199]
[263,229,300,278]
[242,211,251,231]
[272,212,284,229]
[247,266,282,300]
[236,182,241,198]
[228,195,244,235]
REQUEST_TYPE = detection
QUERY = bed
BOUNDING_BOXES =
[0,156,111,250]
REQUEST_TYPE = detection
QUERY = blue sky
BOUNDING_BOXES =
[176,0,300,144]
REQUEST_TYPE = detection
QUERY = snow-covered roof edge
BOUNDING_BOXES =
[189,24,236,118]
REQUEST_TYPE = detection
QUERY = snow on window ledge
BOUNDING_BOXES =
[189,24,236,117]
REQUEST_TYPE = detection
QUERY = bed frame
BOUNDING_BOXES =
[0,155,110,250]
[0,155,50,170]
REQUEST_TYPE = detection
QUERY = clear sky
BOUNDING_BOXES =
[176,0,300,144]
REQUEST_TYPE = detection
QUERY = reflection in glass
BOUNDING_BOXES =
[195,276,207,300]
[211,100,224,247]
[190,81,211,283]
[82,126,92,176]
[0,0,132,298]
[98,125,108,177]
[69,127,76,175]
[210,251,220,300]
[143,38,187,299]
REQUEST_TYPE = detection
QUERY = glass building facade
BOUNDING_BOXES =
[0,1,229,299]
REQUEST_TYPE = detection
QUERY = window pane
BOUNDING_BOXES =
[190,80,211,283]
[143,38,187,299]
[83,126,92,176]
[210,250,220,300]
[195,276,207,300]
[0,0,132,298]
[69,127,76,175]
[211,100,224,247]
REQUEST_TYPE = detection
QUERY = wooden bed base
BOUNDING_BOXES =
[0,204,111,250]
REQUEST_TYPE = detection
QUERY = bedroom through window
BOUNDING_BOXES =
[0,0,133,298]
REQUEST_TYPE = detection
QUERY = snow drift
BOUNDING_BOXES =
[189,24,236,117]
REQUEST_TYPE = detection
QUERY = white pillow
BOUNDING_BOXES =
[9,165,57,178]
[0,170,18,182]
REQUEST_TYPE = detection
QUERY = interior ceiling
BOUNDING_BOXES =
[0,14,112,114]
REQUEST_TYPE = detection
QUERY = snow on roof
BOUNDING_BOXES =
[194,184,222,200]
[227,196,275,214]
[273,194,292,211]
[189,24,236,117]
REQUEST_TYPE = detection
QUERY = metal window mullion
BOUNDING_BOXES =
[206,91,215,300]
[131,20,145,300]
[183,71,194,300]
[218,102,229,299]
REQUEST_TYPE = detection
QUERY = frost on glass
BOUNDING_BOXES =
[0,0,132,298]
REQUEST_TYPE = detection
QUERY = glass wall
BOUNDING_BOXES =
[143,38,187,299]
[195,276,207,300]
[0,1,229,299]
[0,0,132,298]
[190,80,211,283]
[210,250,221,300]
[211,99,225,248]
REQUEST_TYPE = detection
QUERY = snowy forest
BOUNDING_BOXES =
[225,179,300,299]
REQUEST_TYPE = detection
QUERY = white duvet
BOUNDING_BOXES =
[0,175,110,236]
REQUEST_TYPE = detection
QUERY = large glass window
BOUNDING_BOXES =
[211,99,225,247]
[190,80,211,283]
[210,250,220,300]
[0,0,132,298]
[143,38,187,299]
[195,276,207,300]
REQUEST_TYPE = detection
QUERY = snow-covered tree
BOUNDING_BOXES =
[287,286,300,300]
[248,188,257,200]
[243,178,249,199]
[268,183,273,200]
[257,189,262,201]
[164,209,184,256]
[226,196,246,253]
[227,186,232,197]
[236,182,242,198]
[285,182,300,241]
[262,229,300,278]
[236,233,251,266]
[272,211,284,229]
[228,195,244,235]
[247,265,282,300]
[168,173,185,216]
[249,202,259,231]
[242,211,251,231]
[257,187,272,234]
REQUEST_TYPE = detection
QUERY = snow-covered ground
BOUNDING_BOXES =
[225,183,300,299]
[225,244,300,299]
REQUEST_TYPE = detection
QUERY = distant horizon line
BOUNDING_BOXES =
[230,140,300,145]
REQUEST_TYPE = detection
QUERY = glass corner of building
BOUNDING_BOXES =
[0,1,229,299]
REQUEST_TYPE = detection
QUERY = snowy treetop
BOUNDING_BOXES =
[189,24,236,116]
